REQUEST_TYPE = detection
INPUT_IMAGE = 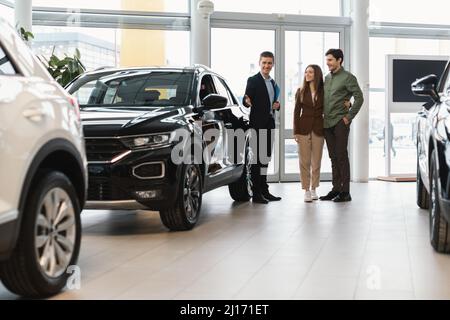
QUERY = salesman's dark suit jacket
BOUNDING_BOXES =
[243,73,279,129]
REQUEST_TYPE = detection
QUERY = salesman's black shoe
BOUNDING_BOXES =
[253,195,269,204]
[263,193,282,202]
[319,191,340,201]
[333,192,352,203]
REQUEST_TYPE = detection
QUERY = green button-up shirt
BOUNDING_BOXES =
[324,67,364,129]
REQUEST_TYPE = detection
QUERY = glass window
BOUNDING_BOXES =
[214,0,341,16]
[0,46,16,75]
[390,113,417,175]
[32,26,190,71]
[369,91,385,178]
[285,31,340,131]
[211,28,275,106]
[213,76,233,105]
[369,36,450,177]
[370,37,450,89]
[212,28,276,175]
[70,70,194,107]
[32,0,188,13]
[199,74,217,103]
[370,0,450,25]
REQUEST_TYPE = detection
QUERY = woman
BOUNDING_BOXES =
[294,65,350,202]
[293,65,326,203]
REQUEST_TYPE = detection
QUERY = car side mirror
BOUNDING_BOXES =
[202,94,228,110]
[412,74,440,102]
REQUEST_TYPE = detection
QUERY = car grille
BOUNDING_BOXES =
[87,178,113,200]
[84,138,129,162]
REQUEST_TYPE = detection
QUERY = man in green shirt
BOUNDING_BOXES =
[320,49,364,203]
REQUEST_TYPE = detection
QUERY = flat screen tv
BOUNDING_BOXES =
[393,59,447,103]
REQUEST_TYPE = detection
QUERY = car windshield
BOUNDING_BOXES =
[69,70,194,108]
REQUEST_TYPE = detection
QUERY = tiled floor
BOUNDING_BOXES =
[1,181,450,300]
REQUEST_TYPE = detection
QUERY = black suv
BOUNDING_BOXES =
[412,61,450,253]
[67,65,253,231]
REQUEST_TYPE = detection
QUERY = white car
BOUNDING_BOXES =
[0,18,87,297]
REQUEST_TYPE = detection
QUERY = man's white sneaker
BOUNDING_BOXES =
[311,190,319,201]
[304,191,313,203]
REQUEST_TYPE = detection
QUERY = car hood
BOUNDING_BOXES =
[81,106,190,137]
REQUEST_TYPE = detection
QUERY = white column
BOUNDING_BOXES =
[350,0,370,182]
[15,0,33,33]
[190,0,213,66]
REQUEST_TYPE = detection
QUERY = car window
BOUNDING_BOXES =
[213,76,232,106]
[71,71,194,107]
[0,46,17,75]
[219,77,238,105]
[199,74,217,104]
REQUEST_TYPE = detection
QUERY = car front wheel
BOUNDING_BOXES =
[159,164,202,231]
[0,171,82,298]
[429,150,450,253]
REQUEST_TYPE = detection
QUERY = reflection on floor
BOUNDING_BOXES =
[1,182,450,300]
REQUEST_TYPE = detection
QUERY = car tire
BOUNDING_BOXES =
[429,150,450,253]
[417,155,429,209]
[0,171,82,298]
[228,145,253,202]
[159,164,202,231]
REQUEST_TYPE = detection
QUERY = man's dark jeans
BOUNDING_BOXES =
[324,119,351,193]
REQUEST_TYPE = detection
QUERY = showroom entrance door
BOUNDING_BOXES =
[211,21,348,182]
[280,28,344,182]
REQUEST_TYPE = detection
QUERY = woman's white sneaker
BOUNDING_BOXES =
[304,191,313,202]
[311,190,319,201]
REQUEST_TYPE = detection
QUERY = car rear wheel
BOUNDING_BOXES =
[228,145,253,202]
[429,150,450,253]
[0,171,82,297]
[159,164,202,231]
[417,154,429,209]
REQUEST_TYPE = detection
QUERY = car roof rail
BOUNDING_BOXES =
[192,64,212,72]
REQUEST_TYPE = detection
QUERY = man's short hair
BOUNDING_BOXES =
[326,49,344,65]
[260,51,275,61]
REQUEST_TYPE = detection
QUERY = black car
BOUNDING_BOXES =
[67,66,253,231]
[412,61,450,253]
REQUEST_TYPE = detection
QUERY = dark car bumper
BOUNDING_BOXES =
[86,146,181,211]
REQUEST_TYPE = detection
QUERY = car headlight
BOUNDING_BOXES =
[121,133,173,149]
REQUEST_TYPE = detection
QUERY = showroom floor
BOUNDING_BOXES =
[1,181,450,300]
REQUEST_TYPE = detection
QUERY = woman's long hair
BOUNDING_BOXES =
[299,64,324,104]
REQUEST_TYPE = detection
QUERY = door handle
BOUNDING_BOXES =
[23,108,45,122]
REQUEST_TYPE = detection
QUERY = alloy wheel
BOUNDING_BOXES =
[35,187,76,278]
[183,166,201,222]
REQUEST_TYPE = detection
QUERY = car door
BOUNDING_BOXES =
[213,75,250,167]
[417,98,435,185]
[422,64,450,184]
[196,73,229,176]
